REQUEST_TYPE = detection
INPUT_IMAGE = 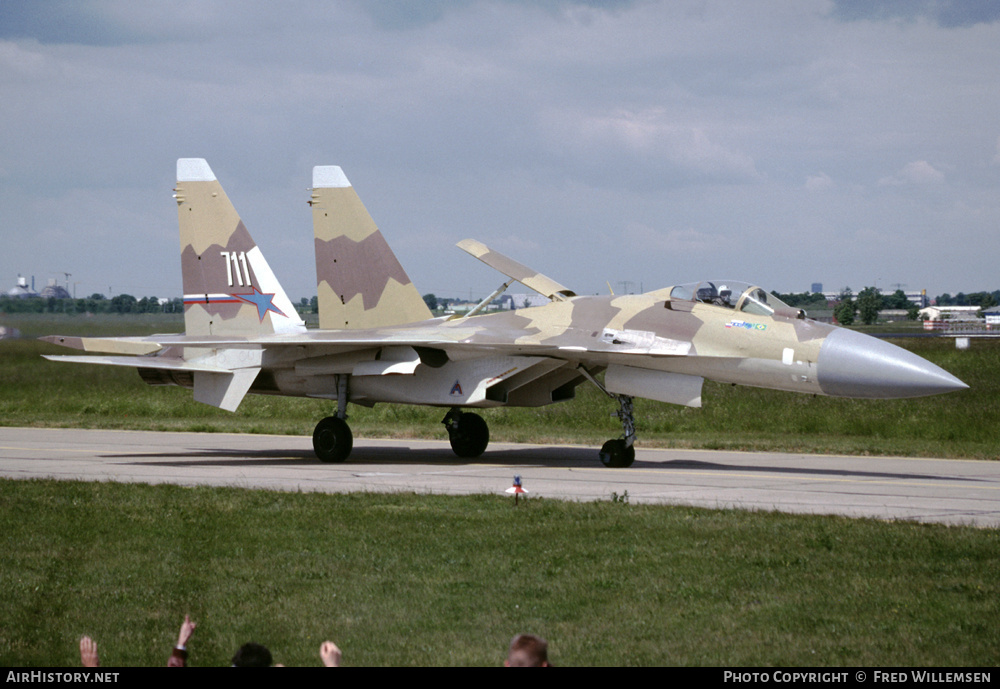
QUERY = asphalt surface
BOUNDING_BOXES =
[1,426,998,528]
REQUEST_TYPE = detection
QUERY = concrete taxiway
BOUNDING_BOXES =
[1,427,997,528]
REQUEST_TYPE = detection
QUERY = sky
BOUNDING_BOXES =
[2,0,998,304]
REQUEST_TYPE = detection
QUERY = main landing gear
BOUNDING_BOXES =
[310,376,493,463]
[442,408,490,458]
[312,407,490,463]
[313,416,353,463]
[313,407,490,463]
[313,375,353,463]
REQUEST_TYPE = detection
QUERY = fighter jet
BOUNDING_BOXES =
[42,159,968,467]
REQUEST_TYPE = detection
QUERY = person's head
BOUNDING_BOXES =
[505,633,549,667]
[232,642,272,667]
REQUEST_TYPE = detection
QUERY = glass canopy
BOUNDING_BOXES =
[668,281,792,317]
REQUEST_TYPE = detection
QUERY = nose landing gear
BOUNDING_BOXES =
[577,366,637,468]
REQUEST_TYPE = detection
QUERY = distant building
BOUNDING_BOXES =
[980,305,1000,327]
[39,279,71,299]
[821,289,928,307]
[444,301,478,314]
[811,283,823,294]
[508,293,550,309]
[919,306,981,322]
[5,276,38,299]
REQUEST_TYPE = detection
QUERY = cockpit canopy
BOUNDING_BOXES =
[669,281,803,318]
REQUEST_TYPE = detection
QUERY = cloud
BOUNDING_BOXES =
[1,0,998,300]
[830,0,1000,28]
[878,160,945,186]
[623,223,723,254]
[805,172,834,191]
[540,107,760,189]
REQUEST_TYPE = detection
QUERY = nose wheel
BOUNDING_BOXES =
[577,366,637,468]
[599,438,635,468]
[598,394,636,468]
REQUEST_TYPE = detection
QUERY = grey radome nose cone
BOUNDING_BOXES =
[817,328,968,399]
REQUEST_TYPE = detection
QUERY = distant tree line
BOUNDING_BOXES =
[831,288,998,326]
[775,287,999,327]
[0,293,183,315]
[6,289,996,322]
[774,292,829,310]
[828,287,924,326]
[423,294,462,312]
[297,297,319,314]
[1,294,330,316]
[933,291,1000,307]
[776,288,920,312]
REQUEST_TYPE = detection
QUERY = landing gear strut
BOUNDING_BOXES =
[313,374,353,463]
[598,395,636,468]
[443,408,490,458]
[578,367,637,468]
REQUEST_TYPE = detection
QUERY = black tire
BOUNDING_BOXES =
[448,412,489,458]
[599,439,635,468]
[313,416,353,463]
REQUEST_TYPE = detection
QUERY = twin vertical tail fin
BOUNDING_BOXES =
[310,166,432,330]
[175,159,305,337]
[174,159,427,337]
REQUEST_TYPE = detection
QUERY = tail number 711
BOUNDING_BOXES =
[221,251,252,287]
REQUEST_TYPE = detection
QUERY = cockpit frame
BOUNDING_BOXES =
[668,281,805,319]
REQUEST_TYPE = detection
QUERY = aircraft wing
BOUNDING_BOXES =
[69,319,693,359]
[457,239,576,301]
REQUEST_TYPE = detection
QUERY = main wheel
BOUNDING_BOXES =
[448,412,489,458]
[313,416,353,463]
[599,439,635,468]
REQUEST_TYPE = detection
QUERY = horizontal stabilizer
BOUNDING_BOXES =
[457,239,575,301]
[44,354,260,411]
[42,354,231,374]
[40,335,163,355]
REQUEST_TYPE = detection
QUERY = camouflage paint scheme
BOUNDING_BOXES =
[42,160,967,464]
[311,166,431,330]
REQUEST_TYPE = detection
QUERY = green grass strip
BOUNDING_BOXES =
[1,479,997,666]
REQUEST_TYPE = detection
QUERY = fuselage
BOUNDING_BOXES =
[159,282,965,409]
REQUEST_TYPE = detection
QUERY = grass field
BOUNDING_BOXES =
[2,313,997,460]
[1,480,997,667]
[1,314,997,666]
